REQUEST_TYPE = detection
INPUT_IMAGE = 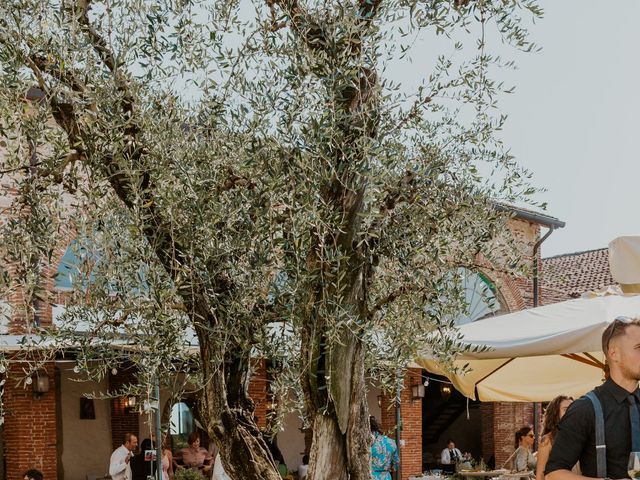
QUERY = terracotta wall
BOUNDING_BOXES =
[380,368,424,480]
[109,367,140,451]
[3,362,58,480]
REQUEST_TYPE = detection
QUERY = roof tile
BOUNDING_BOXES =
[541,248,614,298]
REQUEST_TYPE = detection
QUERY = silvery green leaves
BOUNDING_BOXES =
[0,0,541,478]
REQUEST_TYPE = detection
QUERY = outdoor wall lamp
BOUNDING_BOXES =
[377,394,383,408]
[124,395,137,413]
[32,372,50,399]
[411,383,425,401]
[440,384,452,400]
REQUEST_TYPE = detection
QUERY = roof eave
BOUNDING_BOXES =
[495,204,566,229]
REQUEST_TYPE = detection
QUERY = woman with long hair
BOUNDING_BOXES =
[512,425,537,472]
[370,416,399,480]
[161,435,174,480]
[535,395,573,480]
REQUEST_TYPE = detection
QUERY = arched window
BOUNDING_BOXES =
[54,240,97,291]
[169,402,195,450]
[455,268,504,325]
[54,240,81,290]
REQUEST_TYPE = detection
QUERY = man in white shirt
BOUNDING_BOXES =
[109,433,138,480]
[298,454,309,480]
[440,439,462,465]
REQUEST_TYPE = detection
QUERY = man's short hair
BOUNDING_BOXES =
[601,316,640,356]
[124,432,137,445]
[23,469,43,480]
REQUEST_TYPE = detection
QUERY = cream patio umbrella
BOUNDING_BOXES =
[417,292,640,402]
[610,235,640,293]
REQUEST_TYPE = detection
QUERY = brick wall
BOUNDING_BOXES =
[491,402,535,467]
[248,359,268,429]
[480,403,494,463]
[1,183,74,334]
[3,361,57,480]
[109,367,140,450]
[380,368,423,480]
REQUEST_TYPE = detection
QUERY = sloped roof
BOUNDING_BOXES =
[541,248,615,299]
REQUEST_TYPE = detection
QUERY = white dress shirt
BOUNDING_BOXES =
[109,445,131,480]
[211,453,229,480]
[441,447,462,465]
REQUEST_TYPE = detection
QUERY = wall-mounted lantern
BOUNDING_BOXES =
[32,372,50,399]
[124,396,137,413]
[440,384,452,400]
[411,383,426,401]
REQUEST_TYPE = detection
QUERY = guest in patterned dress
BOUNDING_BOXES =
[370,416,399,480]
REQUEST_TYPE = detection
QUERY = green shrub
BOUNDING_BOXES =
[173,468,204,480]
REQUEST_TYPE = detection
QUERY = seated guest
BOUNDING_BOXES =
[512,426,537,472]
[441,439,462,474]
[440,439,462,465]
[180,432,212,475]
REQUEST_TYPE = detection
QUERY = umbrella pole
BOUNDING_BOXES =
[155,376,162,480]
[532,226,556,450]
[533,403,539,450]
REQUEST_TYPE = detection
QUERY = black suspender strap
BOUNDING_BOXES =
[586,391,607,478]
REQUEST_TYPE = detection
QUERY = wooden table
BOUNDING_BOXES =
[458,471,533,479]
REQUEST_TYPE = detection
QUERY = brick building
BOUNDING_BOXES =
[3,132,605,480]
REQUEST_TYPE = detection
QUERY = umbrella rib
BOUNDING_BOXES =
[561,353,605,369]
[475,358,515,387]
[582,352,605,368]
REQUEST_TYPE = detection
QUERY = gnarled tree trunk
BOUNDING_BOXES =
[197,320,282,480]
[305,328,372,480]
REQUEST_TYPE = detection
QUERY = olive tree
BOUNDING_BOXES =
[0,0,542,478]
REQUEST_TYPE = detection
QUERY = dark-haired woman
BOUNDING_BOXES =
[370,416,399,480]
[535,395,573,480]
[513,426,537,473]
[180,432,212,476]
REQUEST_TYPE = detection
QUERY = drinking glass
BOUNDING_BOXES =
[628,451,640,479]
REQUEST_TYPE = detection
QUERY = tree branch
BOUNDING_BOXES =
[29,52,87,94]
[267,0,330,53]
[366,284,416,319]
[76,1,119,74]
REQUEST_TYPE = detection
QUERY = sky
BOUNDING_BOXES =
[489,1,640,257]
[184,0,639,258]
[383,0,640,257]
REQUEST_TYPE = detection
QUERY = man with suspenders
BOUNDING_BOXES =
[546,317,640,480]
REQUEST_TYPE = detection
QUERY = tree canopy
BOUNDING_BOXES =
[0,0,542,478]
